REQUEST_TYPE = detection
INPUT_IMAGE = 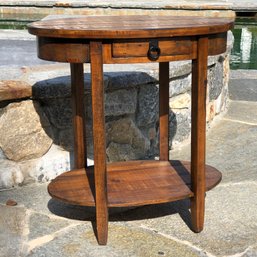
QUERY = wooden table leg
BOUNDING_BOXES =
[70,63,87,168]
[159,62,170,161]
[90,41,108,245]
[190,36,208,232]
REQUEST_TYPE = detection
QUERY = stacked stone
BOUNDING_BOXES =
[0,32,233,188]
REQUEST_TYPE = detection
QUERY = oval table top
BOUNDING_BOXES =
[28,15,234,39]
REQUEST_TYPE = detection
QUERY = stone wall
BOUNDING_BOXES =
[0,32,233,188]
[0,1,236,19]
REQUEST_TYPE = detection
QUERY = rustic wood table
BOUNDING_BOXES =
[28,15,234,245]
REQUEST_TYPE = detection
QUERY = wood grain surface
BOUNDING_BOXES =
[28,15,234,39]
[30,15,234,244]
[48,160,222,207]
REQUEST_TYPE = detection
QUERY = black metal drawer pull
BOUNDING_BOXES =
[148,40,161,61]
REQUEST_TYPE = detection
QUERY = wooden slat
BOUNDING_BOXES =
[190,36,209,233]
[90,41,108,245]
[70,63,87,169]
[48,160,222,207]
[159,62,170,161]
[28,15,234,39]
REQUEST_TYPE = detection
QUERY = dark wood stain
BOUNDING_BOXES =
[28,15,234,245]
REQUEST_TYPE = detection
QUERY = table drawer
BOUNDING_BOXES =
[111,37,196,62]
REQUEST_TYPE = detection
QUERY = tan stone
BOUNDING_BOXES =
[0,100,53,161]
[169,93,191,109]
[0,80,32,101]
[206,101,216,122]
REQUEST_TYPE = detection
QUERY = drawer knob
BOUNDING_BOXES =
[148,40,161,61]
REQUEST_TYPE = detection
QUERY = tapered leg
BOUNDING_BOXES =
[190,36,208,232]
[159,62,170,161]
[70,63,87,168]
[90,41,108,245]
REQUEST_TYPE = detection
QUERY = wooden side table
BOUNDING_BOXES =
[28,15,234,245]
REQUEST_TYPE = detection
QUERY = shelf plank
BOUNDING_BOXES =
[48,160,221,207]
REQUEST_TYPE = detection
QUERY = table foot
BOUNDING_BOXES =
[190,197,204,233]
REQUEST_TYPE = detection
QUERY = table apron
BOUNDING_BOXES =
[37,32,227,64]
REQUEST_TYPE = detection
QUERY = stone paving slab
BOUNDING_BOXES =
[172,110,257,184]
[226,101,257,124]
[0,0,236,21]
[0,205,28,257]
[28,223,204,257]
[1,0,256,11]
[116,183,257,257]
[229,79,257,102]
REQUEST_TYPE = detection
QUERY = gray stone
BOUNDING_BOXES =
[169,109,191,146]
[136,84,159,127]
[58,123,93,154]
[105,88,137,117]
[0,205,28,257]
[58,128,74,151]
[0,100,53,161]
[105,71,156,90]
[0,159,23,188]
[169,74,191,97]
[107,118,150,161]
[42,98,73,129]
[27,223,203,257]
[169,61,192,78]
[32,73,109,99]
[32,75,73,99]
[106,142,137,162]
[208,61,224,101]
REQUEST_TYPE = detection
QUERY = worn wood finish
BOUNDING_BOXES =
[38,37,90,63]
[28,16,234,39]
[36,32,227,65]
[48,160,222,207]
[90,41,108,245]
[70,63,87,168]
[29,15,234,245]
[159,62,170,161]
[190,36,209,233]
[208,32,228,55]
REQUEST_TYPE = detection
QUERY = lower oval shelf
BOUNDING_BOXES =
[48,160,222,207]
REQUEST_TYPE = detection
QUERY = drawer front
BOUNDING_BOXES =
[111,37,196,62]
